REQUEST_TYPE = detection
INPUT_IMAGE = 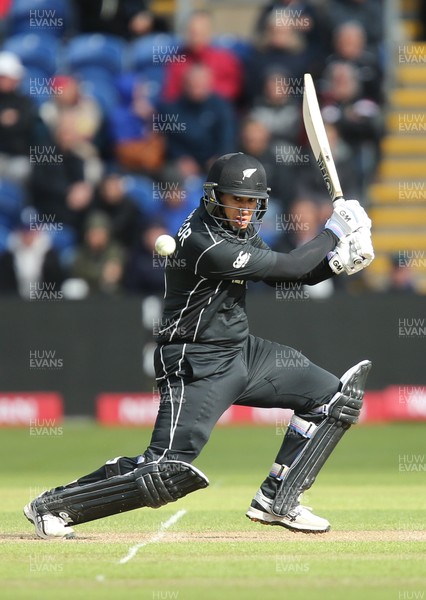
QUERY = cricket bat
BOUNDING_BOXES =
[303,73,362,266]
[303,73,344,203]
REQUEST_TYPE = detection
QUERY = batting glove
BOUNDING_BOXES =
[328,227,375,275]
[325,199,372,239]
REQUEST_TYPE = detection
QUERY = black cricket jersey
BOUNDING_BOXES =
[155,201,338,346]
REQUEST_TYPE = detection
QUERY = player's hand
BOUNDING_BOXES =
[328,227,374,275]
[325,199,371,239]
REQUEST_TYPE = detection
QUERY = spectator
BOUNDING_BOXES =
[300,119,361,202]
[30,112,98,238]
[245,12,320,105]
[386,254,417,294]
[0,0,12,42]
[320,61,383,193]
[160,64,236,176]
[255,0,329,57]
[326,0,383,51]
[147,166,201,236]
[248,68,302,146]
[71,211,125,294]
[39,75,111,160]
[109,74,165,174]
[0,212,65,298]
[124,222,169,294]
[274,196,327,253]
[239,118,298,215]
[273,195,335,296]
[162,10,243,103]
[0,52,38,184]
[325,21,383,104]
[71,0,170,39]
[93,171,141,249]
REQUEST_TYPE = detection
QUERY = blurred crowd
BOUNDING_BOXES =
[0,0,404,298]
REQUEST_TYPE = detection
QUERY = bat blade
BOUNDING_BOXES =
[303,73,362,265]
[303,73,343,203]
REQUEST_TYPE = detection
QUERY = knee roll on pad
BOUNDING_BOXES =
[272,360,371,517]
[36,461,209,526]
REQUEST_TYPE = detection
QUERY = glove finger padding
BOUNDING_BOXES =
[328,227,374,275]
[325,199,372,239]
[350,227,374,261]
[343,200,372,230]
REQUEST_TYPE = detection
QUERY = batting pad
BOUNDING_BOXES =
[272,360,372,517]
[34,461,209,526]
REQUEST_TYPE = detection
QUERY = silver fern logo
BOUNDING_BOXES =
[242,168,257,180]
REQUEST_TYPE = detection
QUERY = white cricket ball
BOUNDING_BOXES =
[155,234,176,256]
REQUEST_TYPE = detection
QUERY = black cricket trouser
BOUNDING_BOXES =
[74,335,341,491]
[143,335,340,468]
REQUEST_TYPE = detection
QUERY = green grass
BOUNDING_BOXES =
[1,423,425,599]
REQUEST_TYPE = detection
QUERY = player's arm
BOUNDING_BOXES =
[193,196,372,282]
[262,230,339,282]
[194,228,339,282]
[251,231,336,285]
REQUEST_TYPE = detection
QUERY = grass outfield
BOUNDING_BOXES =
[1,422,425,600]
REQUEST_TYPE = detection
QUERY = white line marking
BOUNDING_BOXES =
[117,509,187,565]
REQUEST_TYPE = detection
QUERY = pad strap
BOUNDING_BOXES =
[269,462,290,480]
[289,415,318,438]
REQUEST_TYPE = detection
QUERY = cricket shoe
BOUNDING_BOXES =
[24,492,75,540]
[246,490,330,533]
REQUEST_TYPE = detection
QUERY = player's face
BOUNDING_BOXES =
[220,194,258,230]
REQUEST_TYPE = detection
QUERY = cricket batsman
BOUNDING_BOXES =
[25,153,374,538]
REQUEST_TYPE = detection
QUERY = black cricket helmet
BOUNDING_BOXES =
[203,153,270,238]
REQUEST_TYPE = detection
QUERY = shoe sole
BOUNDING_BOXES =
[23,503,75,540]
[246,507,330,534]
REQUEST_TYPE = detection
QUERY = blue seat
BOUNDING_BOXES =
[65,34,125,77]
[0,225,10,252]
[79,76,119,115]
[0,179,25,230]
[3,33,59,76]
[127,34,182,103]
[127,34,181,71]
[48,224,77,267]
[122,175,157,217]
[6,0,70,37]
[48,223,76,250]
[212,34,253,64]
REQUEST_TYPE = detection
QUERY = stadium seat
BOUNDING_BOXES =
[127,34,181,103]
[0,225,9,252]
[78,77,119,115]
[3,33,59,77]
[49,225,77,256]
[64,34,125,78]
[122,175,156,217]
[127,34,180,72]
[0,179,25,230]
[19,66,54,105]
[212,34,253,64]
[6,0,70,37]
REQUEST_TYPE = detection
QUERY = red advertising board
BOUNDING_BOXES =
[0,393,63,426]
